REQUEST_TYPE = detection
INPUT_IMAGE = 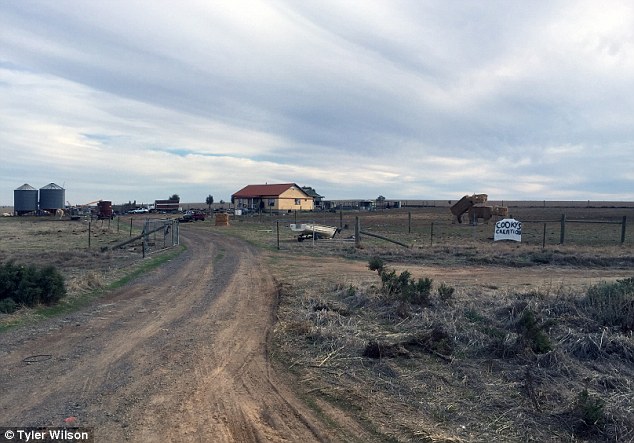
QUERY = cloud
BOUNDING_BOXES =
[1,0,634,205]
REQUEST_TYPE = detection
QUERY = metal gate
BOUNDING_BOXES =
[142,218,180,255]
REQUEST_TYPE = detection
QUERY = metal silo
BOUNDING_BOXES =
[14,184,39,215]
[39,183,65,213]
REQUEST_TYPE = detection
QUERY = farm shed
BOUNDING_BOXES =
[232,183,314,212]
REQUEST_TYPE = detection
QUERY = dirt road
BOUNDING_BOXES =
[0,226,353,442]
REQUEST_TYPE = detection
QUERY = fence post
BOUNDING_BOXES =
[88,221,91,249]
[408,212,412,234]
[355,216,360,248]
[542,223,547,249]
[430,222,434,246]
[276,220,280,250]
[560,214,566,244]
[621,216,627,244]
[129,218,133,236]
[340,210,343,229]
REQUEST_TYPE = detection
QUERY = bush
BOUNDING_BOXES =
[379,268,433,305]
[515,309,552,354]
[0,298,18,314]
[368,257,385,275]
[437,283,455,301]
[0,261,66,308]
[581,277,634,332]
[574,388,605,434]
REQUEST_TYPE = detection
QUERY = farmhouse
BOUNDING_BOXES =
[232,183,314,212]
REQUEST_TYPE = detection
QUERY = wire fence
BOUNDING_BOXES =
[237,209,633,250]
[96,217,180,256]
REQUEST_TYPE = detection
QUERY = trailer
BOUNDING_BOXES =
[290,223,340,241]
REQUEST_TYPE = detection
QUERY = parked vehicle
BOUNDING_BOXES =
[179,211,205,222]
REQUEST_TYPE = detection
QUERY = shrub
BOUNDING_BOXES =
[378,268,432,305]
[580,277,634,332]
[0,261,66,308]
[37,265,66,305]
[0,298,18,314]
[437,283,455,301]
[368,257,385,275]
[407,277,433,305]
[516,309,552,354]
[574,389,605,434]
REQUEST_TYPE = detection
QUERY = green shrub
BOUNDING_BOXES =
[379,268,432,305]
[0,261,66,307]
[37,265,66,305]
[0,261,20,300]
[437,283,455,301]
[407,277,433,305]
[516,309,552,354]
[575,389,605,433]
[0,298,18,314]
[368,257,385,275]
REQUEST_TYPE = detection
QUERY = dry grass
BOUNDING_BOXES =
[270,261,634,442]
[259,207,634,442]
[0,217,161,328]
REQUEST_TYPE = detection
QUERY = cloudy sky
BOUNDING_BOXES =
[2,1,634,206]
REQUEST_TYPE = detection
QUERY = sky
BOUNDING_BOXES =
[2,0,634,206]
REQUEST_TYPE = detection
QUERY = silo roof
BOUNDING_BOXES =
[15,183,37,191]
[40,183,64,190]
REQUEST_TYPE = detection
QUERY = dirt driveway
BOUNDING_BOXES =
[0,226,360,442]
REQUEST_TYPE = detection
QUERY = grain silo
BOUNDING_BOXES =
[39,183,65,213]
[14,184,39,215]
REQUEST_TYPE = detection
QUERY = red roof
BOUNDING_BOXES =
[232,183,308,198]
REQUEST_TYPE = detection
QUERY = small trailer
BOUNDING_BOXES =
[290,223,340,241]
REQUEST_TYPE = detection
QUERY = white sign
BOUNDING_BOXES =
[494,218,522,242]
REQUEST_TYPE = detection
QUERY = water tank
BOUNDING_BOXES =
[14,184,38,215]
[39,183,65,213]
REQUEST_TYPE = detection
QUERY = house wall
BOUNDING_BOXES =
[277,188,314,211]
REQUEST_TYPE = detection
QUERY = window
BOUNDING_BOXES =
[295,199,301,205]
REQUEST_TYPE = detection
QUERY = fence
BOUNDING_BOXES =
[259,208,632,250]
[103,218,180,256]
[141,219,180,256]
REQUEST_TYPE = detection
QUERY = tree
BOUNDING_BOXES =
[169,194,180,201]
[206,195,214,212]
[376,195,386,209]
